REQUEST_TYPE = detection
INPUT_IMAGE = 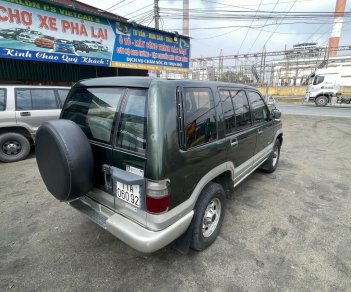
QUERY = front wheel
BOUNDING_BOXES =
[260,139,281,173]
[191,182,225,251]
[0,133,31,163]
[315,96,328,107]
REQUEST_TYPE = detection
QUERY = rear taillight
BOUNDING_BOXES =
[146,180,171,214]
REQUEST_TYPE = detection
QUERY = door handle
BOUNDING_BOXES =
[20,112,31,117]
[230,139,238,148]
[257,129,263,135]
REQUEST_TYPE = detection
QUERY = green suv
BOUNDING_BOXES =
[35,77,283,253]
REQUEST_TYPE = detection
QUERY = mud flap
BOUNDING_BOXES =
[172,213,195,254]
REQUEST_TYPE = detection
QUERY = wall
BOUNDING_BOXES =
[257,86,306,96]
[257,85,351,96]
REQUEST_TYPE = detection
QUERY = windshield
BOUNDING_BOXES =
[313,75,325,85]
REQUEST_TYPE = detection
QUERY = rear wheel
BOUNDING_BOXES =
[191,182,225,251]
[315,96,328,107]
[0,133,30,163]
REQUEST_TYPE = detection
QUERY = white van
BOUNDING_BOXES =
[0,85,70,162]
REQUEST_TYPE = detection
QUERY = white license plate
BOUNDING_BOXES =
[116,182,140,208]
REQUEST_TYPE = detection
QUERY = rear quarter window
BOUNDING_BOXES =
[0,89,6,111]
[57,89,69,107]
[184,87,217,148]
[116,89,147,154]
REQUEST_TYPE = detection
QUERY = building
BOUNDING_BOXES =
[271,43,351,86]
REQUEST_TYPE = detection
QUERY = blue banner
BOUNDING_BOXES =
[111,21,190,72]
[0,47,111,66]
[0,0,190,71]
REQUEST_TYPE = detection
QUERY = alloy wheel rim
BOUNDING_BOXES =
[202,198,221,238]
[272,145,279,167]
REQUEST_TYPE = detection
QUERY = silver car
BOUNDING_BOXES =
[0,85,70,162]
[17,30,42,43]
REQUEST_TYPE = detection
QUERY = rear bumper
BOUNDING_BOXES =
[69,196,194,253]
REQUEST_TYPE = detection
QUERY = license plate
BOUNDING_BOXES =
[115,182,140,208]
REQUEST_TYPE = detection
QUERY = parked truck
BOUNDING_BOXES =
[305,66,351,106]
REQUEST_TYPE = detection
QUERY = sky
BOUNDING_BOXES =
[78,0,351,58]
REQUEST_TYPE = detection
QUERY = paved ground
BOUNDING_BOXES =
[1,115,351,291]
[278,104,351,118]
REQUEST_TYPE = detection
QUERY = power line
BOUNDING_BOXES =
[109,0,137,12]
[237,0,264,54]
[125,4,154,18]
[196,27,244,40]
[261,0,298,50]
[164,20,351,32]
[246,0,279,54]
[105,0,129,11]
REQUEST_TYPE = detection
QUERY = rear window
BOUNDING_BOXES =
[62,87,148,153]
[0,89,6,111]
[62,87,123,143]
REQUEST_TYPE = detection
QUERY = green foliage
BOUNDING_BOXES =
[219,71,250,84]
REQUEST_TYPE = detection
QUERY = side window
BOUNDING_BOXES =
[16,89,32,110]
[31,89,58,110]
[16,89,59,110]
[231,90,252,131]
[184,87,216,148]
[219,89,235,134]
[62,87,123,144]
[117,89,147,154]
[57,89,69,107]
[0,89,6,111]
[247,91,269,124]
[313,75,325,85]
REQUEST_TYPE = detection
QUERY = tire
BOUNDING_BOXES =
[35,120,94,201]
[259,139,281,173]
[315,96,328,107]
[191,182,226,251]
[0,133,31,163]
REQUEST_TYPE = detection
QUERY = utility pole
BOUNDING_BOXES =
[154,0,160,30]
[262,45,266,85]
[154,0,160,77]
[218,49,223,81]
[183,0,189,36]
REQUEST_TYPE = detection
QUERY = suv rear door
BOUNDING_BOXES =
[61,87,125,209]
[219,88,256,184]
[61,87,148,218]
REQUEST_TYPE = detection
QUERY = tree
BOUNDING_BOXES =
[219,71,250,84]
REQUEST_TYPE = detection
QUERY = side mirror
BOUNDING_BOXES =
[271,108,281,120]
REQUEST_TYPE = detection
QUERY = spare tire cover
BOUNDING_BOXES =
[36,120,94,201]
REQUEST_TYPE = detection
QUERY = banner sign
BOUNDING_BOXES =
[0,0,114,66]
[111,21,190,72]
[0,0,190,71]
